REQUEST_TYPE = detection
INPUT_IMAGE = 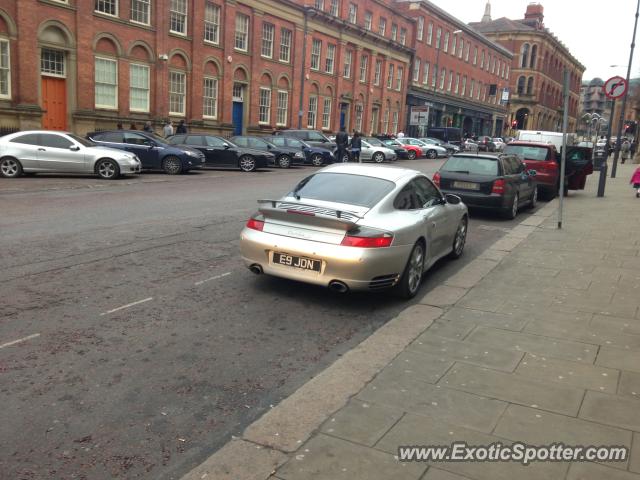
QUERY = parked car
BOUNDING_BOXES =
[492,138,506,151]
[359,140,398,162]
[364,137,408,159]
[477,136,497,152]
[427,127,462,147]
[504,141,593,199]
[265,135,335,166]
[433,153,537,219]
[0,130,141,179]
[419,137,460,154]
[383,139,425,159]
[277,129,337,152]
[87,130,204,174]
[462,139,479,151]
[230,136,305,168]
[240,164,468,298]
[166,134,274,172]
[400,138,447,159]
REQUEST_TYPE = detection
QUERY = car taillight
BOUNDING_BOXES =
[433,171,441,187]
[246,218,264,231]
[341,228,393,248]
[492,178,505,195]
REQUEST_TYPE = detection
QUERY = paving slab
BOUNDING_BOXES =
[276,434,426,480]
[515,353,619,394]
[441,307,528,332]
[579,391,640,432]
[439,363,585,416]
[376,413,569,480]
[524,320,640,350]
[371,350,454,387]
[567,462,640,480]
[319,400,403,447]
[632,432,640,474]
[490,235,525,252]
[419,285,469,308]
[596,347,640,374]
[477,249,509,262]
[493,404,631,469]
[591,314,640,336]
[618,371,640,398]
[444,259,498,289]
[423,468,474,480]
[408,334,524,372]
[357,375,507,434]
[465,327,597,363]
[427,320,476,340]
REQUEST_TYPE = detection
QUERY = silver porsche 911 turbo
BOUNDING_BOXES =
[240,164,468,298]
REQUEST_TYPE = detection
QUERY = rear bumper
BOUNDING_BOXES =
[240,228,412,291]
[440,189,506,210]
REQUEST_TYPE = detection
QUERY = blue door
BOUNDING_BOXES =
[339,104,347,130]
[233,102,243,135]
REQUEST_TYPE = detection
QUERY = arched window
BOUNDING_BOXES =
[520,43,530,69]
[530,45,537,69]
[517,76,526,94]
[526,76,534,95]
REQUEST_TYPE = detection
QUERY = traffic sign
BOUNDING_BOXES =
[603,76,628,99]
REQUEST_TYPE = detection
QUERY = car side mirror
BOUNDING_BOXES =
[223,143,230,149]
[69,145,80,151]
[445,193,462,205]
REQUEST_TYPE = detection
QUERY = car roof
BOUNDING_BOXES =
[318,163,421,182]
[449,152,502,160]
[508,140,554,147]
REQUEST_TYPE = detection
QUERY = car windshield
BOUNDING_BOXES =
[364,137,383,146]
[504,145,550,161]
[146,132,168,145]
[288,138,306,148]
[384,140,401,147]
[290,173,395,208]
[68,134,95,147]
[441,156,498,176]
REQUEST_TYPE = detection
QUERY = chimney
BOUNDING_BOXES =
[523,3,544,27]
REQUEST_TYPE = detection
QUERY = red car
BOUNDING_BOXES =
[384,139,424,159]
[503,141,593,199]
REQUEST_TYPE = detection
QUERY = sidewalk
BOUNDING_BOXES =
[183,162,640,480]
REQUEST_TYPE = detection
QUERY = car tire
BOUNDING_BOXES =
[95,158,120,180]
[504,193,519,219]
[527,186,538,209]
[372,152,385,163]
[396,241,425,299]
[426,149,437,159]
[163,156,183,175]
[310,153,324,167]
[239,155,257,172]
[407,150,417,160]
[277,155,292,168]
[449,216,468,259]
[0,157,23,178]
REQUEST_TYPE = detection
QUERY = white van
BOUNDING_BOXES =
[516,130,576,152]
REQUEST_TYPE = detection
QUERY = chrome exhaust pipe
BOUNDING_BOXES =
[328,280,349,294]
[249,264,263,275]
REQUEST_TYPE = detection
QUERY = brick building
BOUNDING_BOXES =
[0,0,412,136]
[396,0,512,138]
[471,2,584,134]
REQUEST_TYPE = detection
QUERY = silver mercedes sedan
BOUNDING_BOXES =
[240,164,468,298]
[360,140,398,163]
[0,130,141,179]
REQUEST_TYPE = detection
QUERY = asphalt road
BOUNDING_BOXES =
[0,160,544,480]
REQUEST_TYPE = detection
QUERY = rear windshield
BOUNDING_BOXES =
[441,156,498,176]
[290,173,395,208]
[504,145,550,161]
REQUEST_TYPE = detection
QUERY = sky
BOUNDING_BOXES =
[428,0,640,82]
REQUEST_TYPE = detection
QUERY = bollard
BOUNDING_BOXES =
[597,161,607,197]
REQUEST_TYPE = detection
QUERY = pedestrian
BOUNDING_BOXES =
[350,131,362,163]
[396,131,405,138]
[631,140,637,160]
[143,121,153,133]
[621,138,631,164]
[130,122,137,130]
[116,122,123,130]
[176,119,188,134]
[163,120,173,137]
[630,165,640,198]
[335,126,349,163]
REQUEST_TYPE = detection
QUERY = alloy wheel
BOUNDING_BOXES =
[453,218,467,257]
[163,157,182,175]
[373,152,385,163]
[407,244,424,294]
[0,158,20,177]
[311,154,324,166]
[239,155,256,172]
[97,160,117,179]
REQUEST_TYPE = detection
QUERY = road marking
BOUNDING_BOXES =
[195,271,232,286]
[100,297,153,316]
[0,333,41,350]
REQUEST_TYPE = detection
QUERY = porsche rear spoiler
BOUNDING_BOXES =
[257,199,363,230]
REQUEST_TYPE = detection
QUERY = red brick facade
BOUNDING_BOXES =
[0,0,413,136]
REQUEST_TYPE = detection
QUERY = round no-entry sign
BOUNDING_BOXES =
[603,76,628,99]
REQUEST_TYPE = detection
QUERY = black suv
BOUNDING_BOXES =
[277,129,337,151]
[87,130,205,174]
[230,136,305,168]
[167,134,274,172]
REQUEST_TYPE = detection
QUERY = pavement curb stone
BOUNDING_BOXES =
[180,199,558,480]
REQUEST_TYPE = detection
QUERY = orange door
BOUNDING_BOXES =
[42,77,67,130]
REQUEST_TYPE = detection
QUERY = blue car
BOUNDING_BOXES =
[265,135,335,166]
[87,130,205,174]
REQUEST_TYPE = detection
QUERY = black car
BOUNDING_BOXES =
[364,137,408,159]
[87,130,205,174]
[230,136,305,168]
[433,153,538,219]
[265,135,335,166]
[166,134,274,172]
[477,136,497,152]
[277,129,337,151]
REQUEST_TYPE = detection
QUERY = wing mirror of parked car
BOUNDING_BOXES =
[445,193,462,205]
[69,145,80,151]
[222,143,230,149]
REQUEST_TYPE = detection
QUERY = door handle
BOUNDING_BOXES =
[38,148,46,151]
[206,148,214,151]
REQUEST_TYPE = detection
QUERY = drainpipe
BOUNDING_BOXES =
[298,8,312,129]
